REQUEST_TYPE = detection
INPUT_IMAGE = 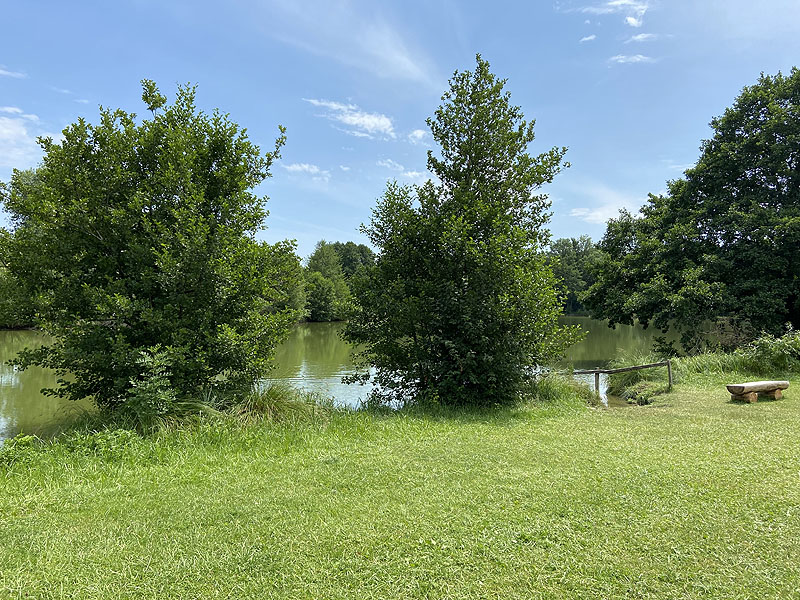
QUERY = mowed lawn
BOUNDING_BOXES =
[2,375,800,599]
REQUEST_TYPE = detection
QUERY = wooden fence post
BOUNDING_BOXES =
[667,360,673,389]
[594,368,600,394]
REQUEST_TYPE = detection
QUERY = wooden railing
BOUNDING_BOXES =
[573,360,673,393]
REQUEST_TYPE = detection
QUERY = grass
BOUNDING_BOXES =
[2,373,800,598]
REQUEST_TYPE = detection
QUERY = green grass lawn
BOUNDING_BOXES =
[2,374,800,599]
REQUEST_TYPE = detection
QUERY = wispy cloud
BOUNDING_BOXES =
[626,32,658,42]
[0,108,57,171]
[408,129,428,145]
[0,65,27,79]
[377,158,428,182]
[281,162,331,183]
[339,165,351,172]
[580,34,597,43]
[75,99,90,104]
[576,1,649,27]
[304,98,395,139]
[567,182,643,224]
[377,158,404,171]
[50,86,72,94]
[609,54,655,64]
[401,170,426,182]
[0,107,39,122]
[252,1,439,88]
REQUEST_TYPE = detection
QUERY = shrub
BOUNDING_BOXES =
[1,81,301,420]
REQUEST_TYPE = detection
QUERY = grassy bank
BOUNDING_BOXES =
[2,374,800,598]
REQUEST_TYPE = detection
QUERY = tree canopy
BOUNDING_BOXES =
[304,240,350,322]
[344,56,580,407]
[546,236,601,315]
[584,68,800,350]
[0,81,301,422]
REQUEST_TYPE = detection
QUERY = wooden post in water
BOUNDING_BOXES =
[667,360,673,389]
[594,368,600,394]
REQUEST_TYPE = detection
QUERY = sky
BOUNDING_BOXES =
[1,0,799,258]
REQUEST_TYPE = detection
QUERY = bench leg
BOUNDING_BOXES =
[731,392,759,403]
[759,389,782,400]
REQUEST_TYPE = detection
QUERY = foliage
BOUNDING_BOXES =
[304,240,351,321]
[0,265,34,329]
[546,235,602,314]
[330,241,375,278]
[345,55,581,407]
[585,68,800,350]
[0,81,301,419]
[305,271,338,322]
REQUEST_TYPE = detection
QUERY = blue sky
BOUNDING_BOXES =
[2,0,799,258]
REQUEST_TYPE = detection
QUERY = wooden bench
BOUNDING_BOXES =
[725,380,789,403]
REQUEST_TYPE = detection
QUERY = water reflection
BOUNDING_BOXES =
[1,317,670,439]
[0,330,92,441]
[268,322,372,407]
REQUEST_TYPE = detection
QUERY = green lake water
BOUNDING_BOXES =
[0,317,668,440]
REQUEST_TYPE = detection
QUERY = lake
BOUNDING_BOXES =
[0,317,667,440]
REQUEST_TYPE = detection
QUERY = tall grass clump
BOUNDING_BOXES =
[229,382,333,426]
[676,327,800,378]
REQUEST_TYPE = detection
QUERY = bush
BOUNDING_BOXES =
[1,81,301,422]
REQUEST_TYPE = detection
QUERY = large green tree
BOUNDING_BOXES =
[585,68,800,350]
[0,81,301,420]
[344,56,580,407]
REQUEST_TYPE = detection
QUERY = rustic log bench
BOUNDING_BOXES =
[725,380,789,403]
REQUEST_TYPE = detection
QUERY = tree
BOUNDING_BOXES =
[305,271,338,322]
[0,81,301,421]
[330,241,375,278]
[546,236,602,315]
[304,240,351,321]
[584,68,800,350]
[344,56,580,407]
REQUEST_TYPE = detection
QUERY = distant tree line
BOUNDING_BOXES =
[545,235,602,316]
[303,240,375,322]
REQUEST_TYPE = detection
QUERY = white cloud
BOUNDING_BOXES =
[0,116,42,169]
[0,107,39,122]
[626,33,658,42]
[580,34,597,43]
[304,98,395,139]
[408,129,428,144]
[577,1,649,27]
[377,158,404,171]
[609,54,655,64]
[566,182,643,224]
[281,162,331,183]
[339,165,351,171]
[253,2,439,88]
[402,170,426,182]
[0,65,26,79]
[50,86,72,94]
[75,99,89,104]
